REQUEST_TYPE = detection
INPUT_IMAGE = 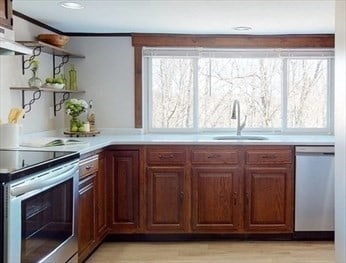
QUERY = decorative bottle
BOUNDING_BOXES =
[69,64,77,90]
[87,100,96,132]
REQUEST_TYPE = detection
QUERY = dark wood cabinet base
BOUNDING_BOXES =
[104,232,333,242]
[293,231,334,241]
[105,233,294,242]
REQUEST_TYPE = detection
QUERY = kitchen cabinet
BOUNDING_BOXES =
[78,152,106,263]
[78,172,96,263]
[244,147,294,233]
[95,152,108,241]
[103,144,294,237]
[106,148,140,233]
[146,167,187,232]
[141,145,294,234]
[191,147,242,232]
[0,0,12,29]
[146,146,188,232]
[191,166,241,232]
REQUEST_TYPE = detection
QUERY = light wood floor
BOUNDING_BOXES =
[86,241,335,263]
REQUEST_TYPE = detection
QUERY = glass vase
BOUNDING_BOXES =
[28,70,42,88]
[70,116,81,132]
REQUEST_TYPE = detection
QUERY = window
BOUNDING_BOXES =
[144,48,334,133]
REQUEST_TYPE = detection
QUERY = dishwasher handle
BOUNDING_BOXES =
[295,146,334,155]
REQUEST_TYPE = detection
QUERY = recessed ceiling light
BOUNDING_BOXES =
[59,1,84,10]
[232,26,253,31]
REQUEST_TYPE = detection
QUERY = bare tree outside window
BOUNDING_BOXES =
[148,51,332,133]
[199,58,281,129]
[287,59,328,128]
[151,58,194,128]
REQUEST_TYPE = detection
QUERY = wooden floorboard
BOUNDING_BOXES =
[86,241,335,263]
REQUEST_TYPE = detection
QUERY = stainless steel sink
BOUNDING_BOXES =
[213,135,268,140]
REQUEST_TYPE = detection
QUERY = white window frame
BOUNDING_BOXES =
[143,48,334,134]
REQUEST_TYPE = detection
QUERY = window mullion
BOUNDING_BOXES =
[147,58,153,132]
[282,58,288,132]
[193,57,199,132]
[328,58,334,134]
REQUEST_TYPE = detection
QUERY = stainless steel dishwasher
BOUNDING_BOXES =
[295,146,335,232]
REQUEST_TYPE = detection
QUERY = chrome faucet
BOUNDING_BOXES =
[231,99,247,136]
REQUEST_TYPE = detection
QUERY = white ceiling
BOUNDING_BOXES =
[13,0,335,34]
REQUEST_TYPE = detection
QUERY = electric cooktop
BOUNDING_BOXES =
[0,150,79,183]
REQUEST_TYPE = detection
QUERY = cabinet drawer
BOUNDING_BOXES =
[191,148,240,165]
[146,147,186,165]
[245,148,292,165]
[79,155,99,178]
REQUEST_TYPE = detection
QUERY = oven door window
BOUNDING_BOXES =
[21,178,73,263]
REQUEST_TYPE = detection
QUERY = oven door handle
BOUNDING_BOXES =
[10,165,78,197]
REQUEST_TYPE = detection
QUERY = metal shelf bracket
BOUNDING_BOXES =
[22,46,42,75]
[53,55,70,78]
[22,89,42,113]
[53,92,70,116]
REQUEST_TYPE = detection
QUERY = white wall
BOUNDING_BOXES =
[0,16,63,134]
[66,37,135,129]
[0,17,135,134]
[334,1,346,262]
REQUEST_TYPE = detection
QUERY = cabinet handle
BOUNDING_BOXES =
[179,191,184,202]
[246,193,249,205]
[207,154,221,159]
[261,155,276,159]
[95,203,99,215]
[233,192,238,206]
[158,154,174,159]
[85,165,93,170]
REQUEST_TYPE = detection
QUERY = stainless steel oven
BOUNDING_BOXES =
[3,159,79,263]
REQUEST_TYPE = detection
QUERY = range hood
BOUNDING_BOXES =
[0,26,32,55]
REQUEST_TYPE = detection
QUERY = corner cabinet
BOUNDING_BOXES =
[0,0,12,29]
[106,147,140,233]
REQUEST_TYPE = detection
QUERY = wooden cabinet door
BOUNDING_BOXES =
[78,174,96,262]
[147,167,187,232]
[0,0,12,29]
[95,152,107,241]
[244,166,293,232]
[191,166,241,232]
[107,150,139,233]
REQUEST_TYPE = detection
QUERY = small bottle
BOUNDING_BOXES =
[87,100,96,132]
[69,64,77,90]
[83,121,90,132]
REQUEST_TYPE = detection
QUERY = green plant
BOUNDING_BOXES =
[65,99,88,117]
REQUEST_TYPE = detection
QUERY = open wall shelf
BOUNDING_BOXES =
[18,41,85,76]
[10,87,85,116]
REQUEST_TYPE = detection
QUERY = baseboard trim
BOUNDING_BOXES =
[105,233,294,242]
[293,231,334,241]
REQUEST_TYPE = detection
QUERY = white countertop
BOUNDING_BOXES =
[12,131,334,155]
